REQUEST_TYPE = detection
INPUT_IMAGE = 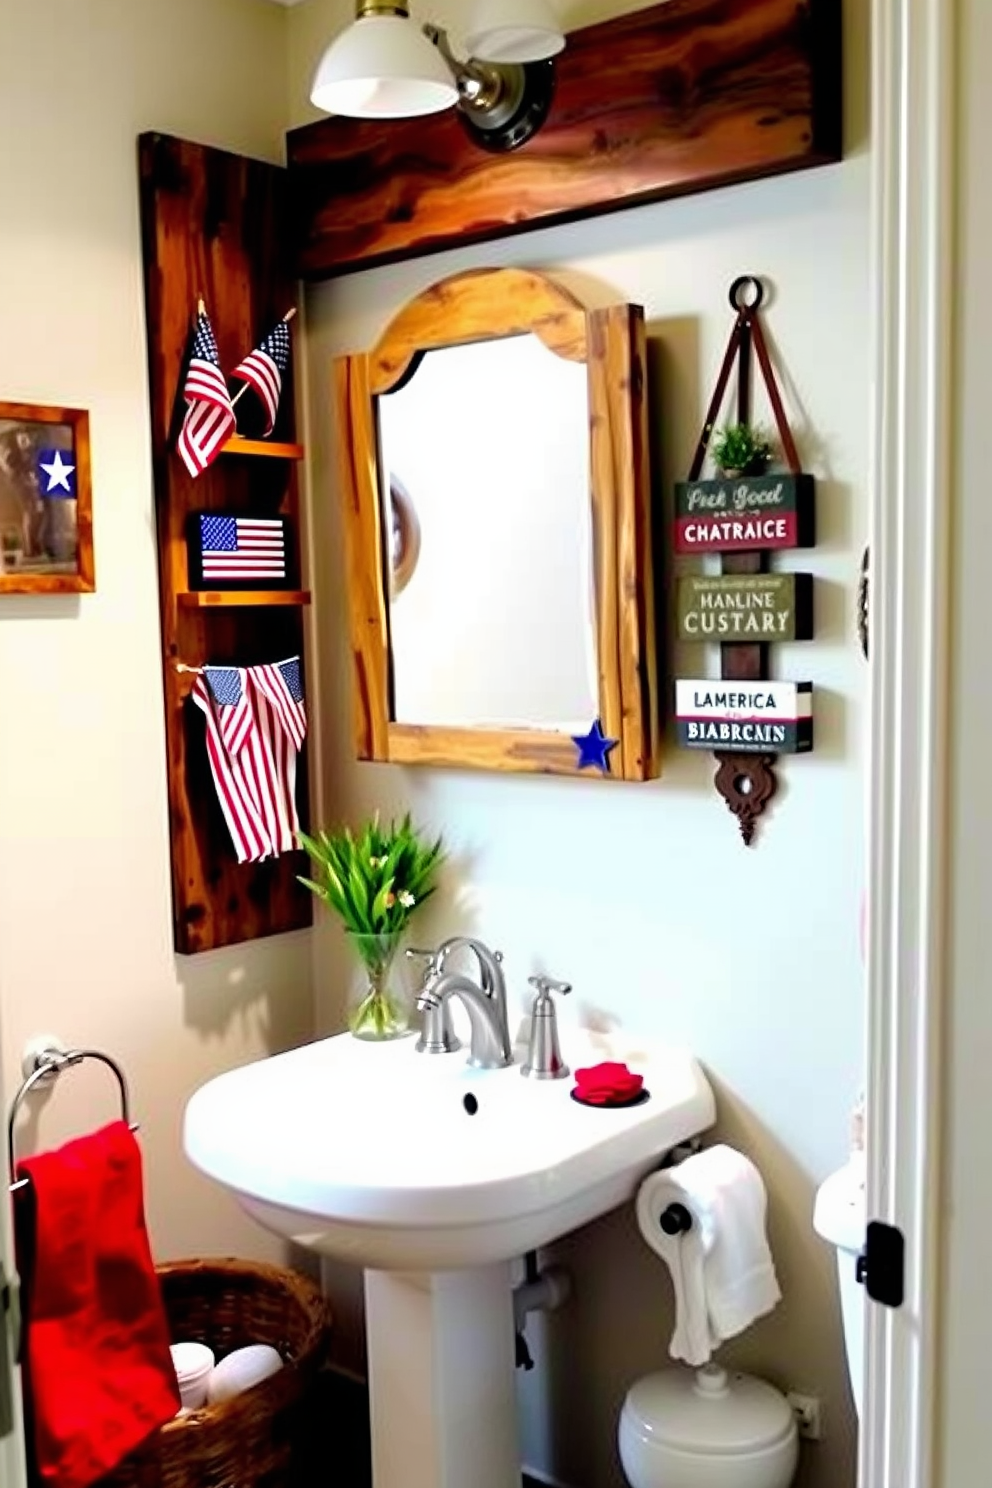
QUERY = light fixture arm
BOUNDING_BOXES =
[421,23,556,151]
[422,24,504,112]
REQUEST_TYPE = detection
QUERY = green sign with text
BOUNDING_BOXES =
[676,573,813,643]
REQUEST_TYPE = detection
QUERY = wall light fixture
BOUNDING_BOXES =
[310,0,566,152]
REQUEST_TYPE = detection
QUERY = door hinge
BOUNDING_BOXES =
[856,1220,905,1308]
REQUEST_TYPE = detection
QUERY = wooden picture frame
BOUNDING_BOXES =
[335,267,660,781]
[0,401,94,594]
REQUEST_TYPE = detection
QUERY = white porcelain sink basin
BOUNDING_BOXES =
[184,1029,715,1271]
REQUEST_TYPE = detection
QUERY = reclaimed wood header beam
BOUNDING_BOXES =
[286,0,842,281]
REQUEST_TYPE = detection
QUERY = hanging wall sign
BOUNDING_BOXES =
[676,574,814,642]
[673,473,815,554]
[674,679,814,754]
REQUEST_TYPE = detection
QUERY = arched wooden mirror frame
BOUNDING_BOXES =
[334,266,660,780]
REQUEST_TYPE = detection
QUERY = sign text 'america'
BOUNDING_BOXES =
[674,679,814,754]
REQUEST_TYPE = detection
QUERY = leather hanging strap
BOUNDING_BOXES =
[688,277,801,480]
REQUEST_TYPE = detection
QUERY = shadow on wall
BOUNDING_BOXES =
[521,1081,857,1488]
[176,931,313,1050]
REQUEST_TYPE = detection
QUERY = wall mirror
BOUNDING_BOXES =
[335,266,660,780]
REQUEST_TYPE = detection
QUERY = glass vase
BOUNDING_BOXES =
[346,931,411,1041]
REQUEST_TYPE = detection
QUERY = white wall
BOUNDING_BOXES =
[0,0,312,1266]
[290,3,869,1486]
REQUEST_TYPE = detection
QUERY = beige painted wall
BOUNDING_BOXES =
[289,3,868,1487]
[0,0,312,1266]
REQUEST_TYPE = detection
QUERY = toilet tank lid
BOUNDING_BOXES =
[623,1365,796,1456]
[813,1161,866,1253]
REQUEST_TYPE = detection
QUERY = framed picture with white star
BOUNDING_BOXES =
[0,401,94,593]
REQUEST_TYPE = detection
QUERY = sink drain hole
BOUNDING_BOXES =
[463,1093,479,1116]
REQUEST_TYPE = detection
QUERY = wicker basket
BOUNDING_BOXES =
[97,1258,332,1488]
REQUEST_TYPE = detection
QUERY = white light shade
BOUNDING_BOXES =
[465,0,565,64]
[310,15,459,119]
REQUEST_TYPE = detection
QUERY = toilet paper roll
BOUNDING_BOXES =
[636,1168,712,1366]
[635,1146,781,1367]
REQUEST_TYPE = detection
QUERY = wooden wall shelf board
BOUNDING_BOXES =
[139,132,312,955]
[287,0,842,280]
[222,437,305,461]
[178,590,312,609]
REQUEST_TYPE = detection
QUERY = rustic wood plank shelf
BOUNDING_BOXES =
[287,0,842,279]
[139,131,313,956]
[178,589,312,609]
[222,437,305,460]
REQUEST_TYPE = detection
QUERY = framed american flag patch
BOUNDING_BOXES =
[187,511,295,590]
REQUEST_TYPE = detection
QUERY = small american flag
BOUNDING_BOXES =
[205,666,253,755]
[193,657,307,863]
[232,318,292,435]
[252,658,307,751]
[177,311,236,477]
[198,515,287,583]
[191,672,270,864]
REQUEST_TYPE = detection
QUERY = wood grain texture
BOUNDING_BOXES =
[388,724,604,777]
[178,590,312,609]
[287,0,842,280]
[222,437,305,460]
[138,132,312,955]
[591,305,659,781]
[335,354,391,763]
[369,269,587,394]
[0,401,95,594]
[337,267,661,781]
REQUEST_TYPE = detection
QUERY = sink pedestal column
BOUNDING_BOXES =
[365,1264,520,1488]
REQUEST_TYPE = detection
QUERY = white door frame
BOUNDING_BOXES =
[863,0,955,1483]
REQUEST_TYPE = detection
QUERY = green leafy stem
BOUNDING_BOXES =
[298,813,445,967]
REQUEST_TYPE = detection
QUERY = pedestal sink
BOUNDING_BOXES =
[184,1030,715,1488]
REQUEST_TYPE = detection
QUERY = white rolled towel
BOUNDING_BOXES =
[635,1144,782,1367]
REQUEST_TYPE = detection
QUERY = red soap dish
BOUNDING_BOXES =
[569,1087,651,1110]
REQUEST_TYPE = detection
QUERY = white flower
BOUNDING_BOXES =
[397,891,416,908]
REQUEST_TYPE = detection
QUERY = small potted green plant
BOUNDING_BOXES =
[711,423,775,479]
[299,813,445,1040]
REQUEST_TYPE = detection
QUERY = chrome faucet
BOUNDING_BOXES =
[416,938,513,1070]
[406,947,461,1054]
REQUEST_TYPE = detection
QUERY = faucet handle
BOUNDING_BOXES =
[527,974,572,1000]
[522,975,571,1080]
[407,948,461,1056]
[406,947,441,981]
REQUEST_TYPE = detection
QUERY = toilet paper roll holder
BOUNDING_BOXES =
[659,1203,693,1235]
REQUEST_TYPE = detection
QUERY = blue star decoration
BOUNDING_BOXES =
[37,449,76,498]
[572,719,619,773]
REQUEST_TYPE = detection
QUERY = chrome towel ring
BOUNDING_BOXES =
[7,1045,135,1193]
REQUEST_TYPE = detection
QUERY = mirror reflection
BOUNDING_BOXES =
[378,333,597,731]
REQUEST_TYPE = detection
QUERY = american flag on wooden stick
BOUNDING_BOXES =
[191,670,270,863]
[193,658,307,863]
[177,309,236,476]
[231,315,293,435]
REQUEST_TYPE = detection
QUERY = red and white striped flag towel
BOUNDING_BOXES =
[191,657,307,864]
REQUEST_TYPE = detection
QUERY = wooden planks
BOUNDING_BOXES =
[138,132,312,955]
[287,0,842,280]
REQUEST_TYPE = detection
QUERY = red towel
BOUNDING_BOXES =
[15,1121,180,1488]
